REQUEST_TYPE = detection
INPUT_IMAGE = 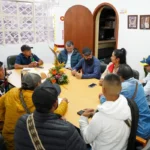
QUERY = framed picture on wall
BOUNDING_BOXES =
[128,15,138,29]
[140,15,150,29]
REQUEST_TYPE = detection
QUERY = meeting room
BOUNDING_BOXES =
[0,0,150,150]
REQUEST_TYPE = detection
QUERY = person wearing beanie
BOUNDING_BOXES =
[0,72,68,150]
[14,80,87,150]
[72,47,101,79]
[15,44,43,69]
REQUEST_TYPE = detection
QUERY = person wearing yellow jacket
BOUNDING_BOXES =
[0,73,68,150]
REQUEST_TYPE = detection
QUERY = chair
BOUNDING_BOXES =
[100,62,107,74]
[133,69,139,80]
[7,55,17,70]
[136,136,150,150]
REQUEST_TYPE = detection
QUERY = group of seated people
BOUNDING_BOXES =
[0,40,150,150]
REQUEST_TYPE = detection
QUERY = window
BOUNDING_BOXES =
[0,0,59,45]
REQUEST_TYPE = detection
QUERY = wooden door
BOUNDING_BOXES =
[64,5,94,53]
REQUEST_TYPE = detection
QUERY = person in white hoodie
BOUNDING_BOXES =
[79,74,131,150]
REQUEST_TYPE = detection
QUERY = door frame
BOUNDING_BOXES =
[93,3,119,57]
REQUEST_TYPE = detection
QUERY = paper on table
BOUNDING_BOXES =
[58,98,63,104]
[22,68,33,71]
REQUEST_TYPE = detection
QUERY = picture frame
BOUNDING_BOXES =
[128,15,138,29]
[140,15,150,29]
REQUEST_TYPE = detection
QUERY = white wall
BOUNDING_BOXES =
[0,42,55,66]
[1,0,150,79]
[57,0,150,79]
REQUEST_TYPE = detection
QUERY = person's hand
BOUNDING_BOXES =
[40,72,47,80]
[75,72,82,79]
[61,116,66,121]
[82,109,95,118]
[71,70,77,76]
[140,80,144,84]
[99,79,103,86]
[28,63,34,68]
[32,62,38,67]
[62,98,69,103]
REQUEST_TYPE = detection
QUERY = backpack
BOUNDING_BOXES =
[125,82,139,150]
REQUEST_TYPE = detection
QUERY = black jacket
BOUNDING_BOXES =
[14,111,87,150]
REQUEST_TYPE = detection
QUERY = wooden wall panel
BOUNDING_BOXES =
[64,5,94,53]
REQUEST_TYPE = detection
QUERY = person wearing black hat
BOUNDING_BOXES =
[14,44,43,69]
[72,47,101,79]
[14,80,87,150]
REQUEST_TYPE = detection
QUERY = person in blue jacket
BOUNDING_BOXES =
[100,64,150,139]
[72,47,101,79]
[58,41,82,69]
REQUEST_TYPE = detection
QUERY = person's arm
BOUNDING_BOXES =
[79,113,102,144]
[33,54,43,66]
[14,56,32,69]
[72,59,83,71]
[144,80,150,96]
[58,52,63,63]
[82,60,101,79]
[66,124,87,150]
[54,99,68,116]
[100,95,106,103]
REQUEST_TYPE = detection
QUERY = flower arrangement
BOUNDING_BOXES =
[47,46,69,85]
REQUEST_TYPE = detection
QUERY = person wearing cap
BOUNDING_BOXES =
[0,73,68,150]
[14,44,43,69]
[58,41,82,69]
[14,80,87,150]
[72,47,101,79]
[140,56,150,105]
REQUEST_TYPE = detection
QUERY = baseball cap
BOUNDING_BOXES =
[21,45,33,51]
[82,47,92,56]
[32,80,61,112]
[21,73,41,89]
[140,56,150,66]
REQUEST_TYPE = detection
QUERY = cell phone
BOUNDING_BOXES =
[37,66,44,69]
[88,83,97,88]
[77,110,85,116]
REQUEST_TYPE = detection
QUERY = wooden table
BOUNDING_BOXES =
[8,64,101,127]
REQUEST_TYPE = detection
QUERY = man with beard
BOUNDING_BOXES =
[71,47,101,79]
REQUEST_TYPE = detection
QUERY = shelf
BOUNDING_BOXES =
[99,40,116,44]
[100,27,115,29]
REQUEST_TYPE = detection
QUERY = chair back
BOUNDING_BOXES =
[133,69,139,80]
[7,55,17,70]
[142,139,150,150]
[100,62,107,73]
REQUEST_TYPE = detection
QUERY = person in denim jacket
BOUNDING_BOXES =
[100,64,150,139]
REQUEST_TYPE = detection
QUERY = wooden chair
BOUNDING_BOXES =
[136,136,147,147]
[136,136,150,150]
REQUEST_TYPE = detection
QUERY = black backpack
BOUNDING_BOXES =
[125,82,139,150]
